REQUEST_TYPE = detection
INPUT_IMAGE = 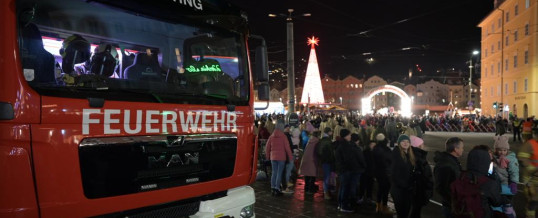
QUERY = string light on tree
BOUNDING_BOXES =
[300,36,325,105]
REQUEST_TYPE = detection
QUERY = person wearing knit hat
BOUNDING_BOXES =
[494,135,510,150]
[340,129,351,140]
[408,135,433,218]
[493,135,519,201]
[376,133,386,142]
[390,133,419,217]
[397,134,411,145]
[410,136,424,149]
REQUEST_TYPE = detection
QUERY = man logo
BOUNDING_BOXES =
[186,177,199,183]
[140,184,157,190]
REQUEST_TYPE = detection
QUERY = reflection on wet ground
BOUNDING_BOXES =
[252,176,394,218]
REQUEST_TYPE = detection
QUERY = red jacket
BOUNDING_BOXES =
[265,129,293,161]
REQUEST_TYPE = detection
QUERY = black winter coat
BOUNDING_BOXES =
[466,149,508,218]
[390,146,415,190]
[334,140,366,174]
[433,151,462,207]
[318,136,335,165]
[412,148,434,206]
[372,140,392,179]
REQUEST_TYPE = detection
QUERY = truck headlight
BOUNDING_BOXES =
[240,204,254,218]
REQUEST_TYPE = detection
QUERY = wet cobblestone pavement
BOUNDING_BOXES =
[251,176,394,218]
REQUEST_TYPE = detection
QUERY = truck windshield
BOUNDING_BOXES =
[17,0,249,105]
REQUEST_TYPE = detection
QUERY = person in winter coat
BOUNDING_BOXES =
[409,136,434,218]
[258,122,270,140]
[496,116,506,136]
[282,125,296,194]
[372,133,393,215]
[265,119,294,196]
[462,147,508,218]
[357,133,374,205]
[385,117,399,147]
[492,135,519,217]
[317,127,335,199]
[433,137,464,218]
[390,134,417,218]
[299,131,321,194]
[335,129,366,213]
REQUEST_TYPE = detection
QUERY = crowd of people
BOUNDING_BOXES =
[257,112,538,218]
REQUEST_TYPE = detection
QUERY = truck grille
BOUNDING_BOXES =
[79,134,237,199]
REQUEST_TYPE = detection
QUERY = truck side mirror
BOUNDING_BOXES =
[250,35,269,109]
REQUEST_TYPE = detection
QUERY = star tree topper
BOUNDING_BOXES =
[307,36,319,48]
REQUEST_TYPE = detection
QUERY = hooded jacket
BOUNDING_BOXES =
[466,149,507,218]
[433,151,462,206]
[265,129,293,161]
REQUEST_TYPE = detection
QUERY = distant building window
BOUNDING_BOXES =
[514,55,518,68]
[525,50,529,64]
[485,66,488,77]
[525,78,528,92]
[491,65,494,76]
[514,81,517,93]
[505,59,509,71]
[505,83,508,95]
[526,0,530,8]
[498,18,502,28]
[485,49,488,57]
[506,12,510,22]
[515,5,519,16]
[514,30,518,41]
[525,24,529,35]
[506,36,509,46]
[498,41,501,50]
[498,62,501,74]
[491,44,494,53]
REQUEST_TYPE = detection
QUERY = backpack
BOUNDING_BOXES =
[450,172,489,218]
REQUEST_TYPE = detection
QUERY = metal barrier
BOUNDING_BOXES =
[425,123,496,132]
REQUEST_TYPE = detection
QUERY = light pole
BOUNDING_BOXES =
[268,9,311,115]
[468,50,479,113]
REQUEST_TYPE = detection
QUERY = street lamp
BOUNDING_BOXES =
[268,9,311,116]
[339,96,343,105]
[468,50,479,113]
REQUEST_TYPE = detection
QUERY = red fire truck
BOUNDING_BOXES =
[0,0,270,217]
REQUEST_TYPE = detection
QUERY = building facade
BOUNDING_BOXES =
[321,75,364,110]
[479,0,536,118]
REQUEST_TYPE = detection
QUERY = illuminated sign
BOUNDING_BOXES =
[185,65,222,73]
[172,0,203,10]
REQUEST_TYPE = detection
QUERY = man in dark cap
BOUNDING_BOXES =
[334,129,365,212]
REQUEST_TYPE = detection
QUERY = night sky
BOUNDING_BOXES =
[228,0,493,83]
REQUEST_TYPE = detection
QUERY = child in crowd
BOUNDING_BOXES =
[493,135,519,218]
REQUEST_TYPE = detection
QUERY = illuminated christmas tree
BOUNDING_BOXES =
[300,36,325,105]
